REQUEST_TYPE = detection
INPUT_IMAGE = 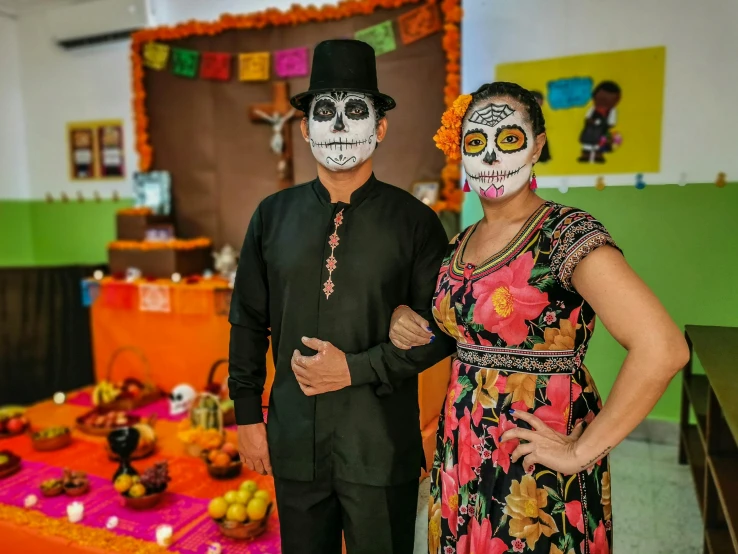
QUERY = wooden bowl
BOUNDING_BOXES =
[32,429,72,452]
[123,491,164,510]
[217,504,273,540]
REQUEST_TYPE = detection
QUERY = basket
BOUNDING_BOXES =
[206,359,236,427]
[100,346,161,411]
[182,393,225,457]
[217,504,273,540]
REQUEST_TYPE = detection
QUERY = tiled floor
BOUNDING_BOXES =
[413,438,703,554]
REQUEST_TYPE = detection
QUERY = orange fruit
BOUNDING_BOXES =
[129,483,146,498]
[208,497,228,520]
[246,498,268,521]
[226,503,248,523]
[208,450,220,463]
[213,452,232,468]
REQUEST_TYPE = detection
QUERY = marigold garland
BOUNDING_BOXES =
[0,503,180,554]
[131,0,462,210]
[117,206,154,216]
[109,238,212,251]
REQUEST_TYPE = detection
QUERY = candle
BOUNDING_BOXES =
[24,495,38,508]
[155,525,173,547]
[106,516,119,530]
[66,501,84,523]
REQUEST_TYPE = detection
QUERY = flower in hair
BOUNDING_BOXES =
[433,94,472,161]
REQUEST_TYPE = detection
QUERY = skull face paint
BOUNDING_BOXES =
[462,100,534,200]
[307,92,377,171]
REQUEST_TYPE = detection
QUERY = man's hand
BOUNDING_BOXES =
[237,423,272,476]
[291,337,351,396]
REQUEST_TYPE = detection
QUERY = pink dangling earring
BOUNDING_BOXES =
[529,169,538,191]
[463,179,471,192]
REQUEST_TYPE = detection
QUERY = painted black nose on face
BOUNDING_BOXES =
[483,149,497,165]
[333,113,345,131]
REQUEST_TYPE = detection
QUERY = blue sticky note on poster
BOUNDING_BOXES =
[547,77,593,110]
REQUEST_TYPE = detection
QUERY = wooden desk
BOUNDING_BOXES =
[679,325,738,554]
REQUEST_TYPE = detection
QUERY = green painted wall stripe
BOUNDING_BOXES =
[1,199,132,268]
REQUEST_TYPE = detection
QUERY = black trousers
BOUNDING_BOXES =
[274,476,419,554]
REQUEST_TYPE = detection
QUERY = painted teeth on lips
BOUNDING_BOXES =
[469,166,524,183]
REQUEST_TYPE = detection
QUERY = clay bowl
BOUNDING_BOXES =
[0,451,21,480]
[217,504,273,540]
[64,481,90,497]
[123,491,164,510]
[201,450,242,480]
[32,428,72,452]
[40,479,64,497]
[207,459,243,480]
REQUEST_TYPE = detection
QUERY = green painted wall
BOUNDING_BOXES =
[462,183,738,421]
[0,199,132,267]
[0,201,35,266]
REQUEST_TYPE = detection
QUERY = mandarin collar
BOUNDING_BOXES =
[312,173,378,209]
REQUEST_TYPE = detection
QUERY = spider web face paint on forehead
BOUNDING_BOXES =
[468,103,515,127]
[308,91,377,172]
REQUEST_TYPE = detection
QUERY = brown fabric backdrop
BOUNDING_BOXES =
[144,5,446,250]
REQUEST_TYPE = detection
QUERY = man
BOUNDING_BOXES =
[228,40,452,554]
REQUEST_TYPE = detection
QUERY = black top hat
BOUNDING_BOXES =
[290,39,396,113]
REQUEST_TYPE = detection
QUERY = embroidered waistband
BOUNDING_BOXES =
[455,343,579,374]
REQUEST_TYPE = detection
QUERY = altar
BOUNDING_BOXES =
[87,277,452,470]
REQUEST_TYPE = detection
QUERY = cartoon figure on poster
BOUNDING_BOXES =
[531,90,551,162]
[578,81,622,164]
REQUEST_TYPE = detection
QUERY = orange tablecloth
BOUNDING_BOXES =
[90,296,451,446]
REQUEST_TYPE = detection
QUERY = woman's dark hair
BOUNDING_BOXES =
[469,82,546,136]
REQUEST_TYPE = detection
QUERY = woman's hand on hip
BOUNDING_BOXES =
[389,306,434,350]
[501,410,589,475]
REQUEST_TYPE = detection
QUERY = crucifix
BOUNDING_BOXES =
[248,82,302,190]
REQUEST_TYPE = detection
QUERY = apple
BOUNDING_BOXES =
[6,417,26,434]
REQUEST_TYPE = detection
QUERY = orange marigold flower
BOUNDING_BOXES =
[433,94,472,161]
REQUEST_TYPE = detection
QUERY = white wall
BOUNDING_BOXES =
[463,0,738,188]
[10,0,336,200]
[0,14,30,199]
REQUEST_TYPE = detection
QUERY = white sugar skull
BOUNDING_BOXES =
[306,91,377,171]
[462,100,534,200]
[169,384,196,416]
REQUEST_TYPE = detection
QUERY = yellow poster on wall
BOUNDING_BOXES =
[67,120,125,181]
[496,46,665,176]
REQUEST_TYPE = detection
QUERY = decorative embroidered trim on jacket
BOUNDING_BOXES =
[456,343,580,374]
[323,209,344,299]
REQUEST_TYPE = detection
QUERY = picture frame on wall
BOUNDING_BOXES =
[412,181,440,206]
[98,122,125,178]
[67,119,126,180]
[68,125,96,180]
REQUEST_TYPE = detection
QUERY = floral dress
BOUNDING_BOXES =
[429,202,618,554]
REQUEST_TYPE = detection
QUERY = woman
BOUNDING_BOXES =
[389,82,688,554]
